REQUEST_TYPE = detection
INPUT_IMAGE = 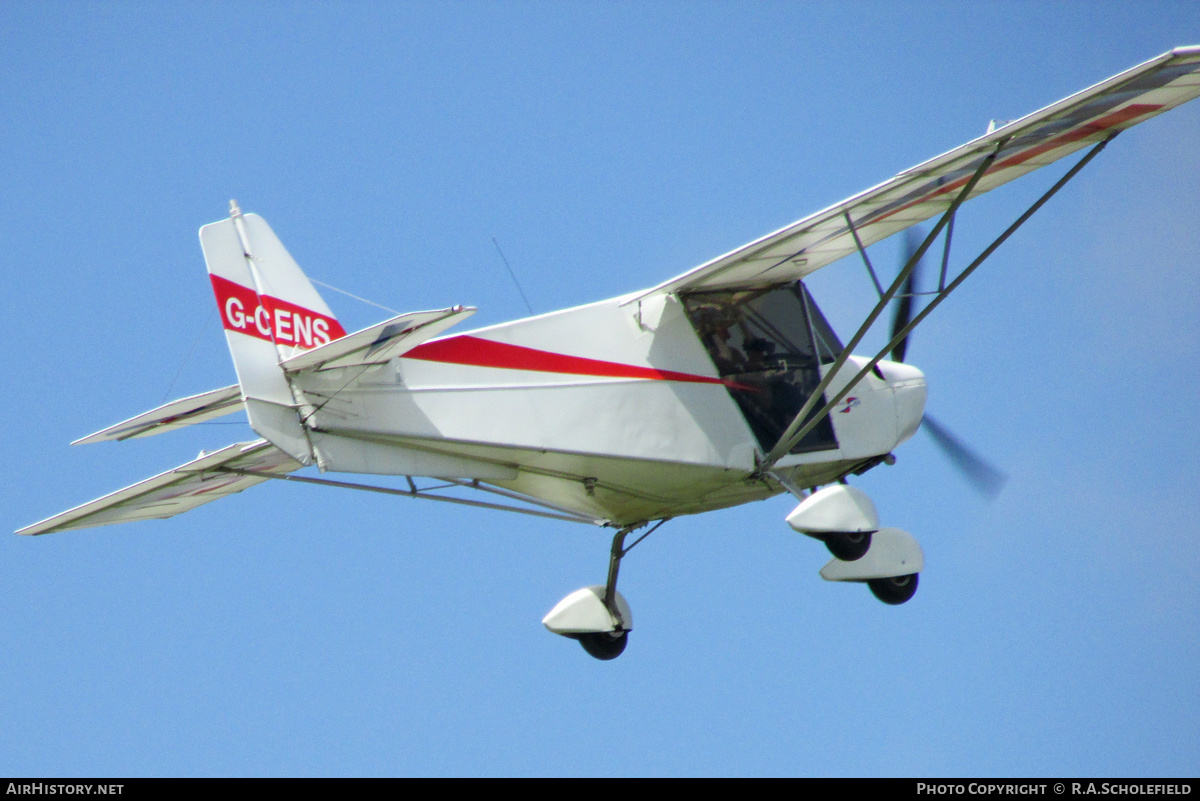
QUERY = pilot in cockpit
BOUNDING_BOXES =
[695,308,747,375]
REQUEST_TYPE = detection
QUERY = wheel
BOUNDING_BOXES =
[825,530,872,561]
[868,573,919,605]
[575,630,629,660]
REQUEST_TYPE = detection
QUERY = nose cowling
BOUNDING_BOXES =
[877,360,927,445]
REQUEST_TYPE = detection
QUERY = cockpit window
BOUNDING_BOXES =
[682,282,842,455]
[802,285,844,365]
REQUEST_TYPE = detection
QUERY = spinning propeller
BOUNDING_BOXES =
[890,229,1007,500]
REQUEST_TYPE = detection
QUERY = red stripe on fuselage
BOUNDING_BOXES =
[406,334,745,388]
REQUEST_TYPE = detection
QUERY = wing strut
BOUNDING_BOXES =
[844,211,886,298]
[217,467,608,526]
[758,137,1009,470]
[758,133,1116,473]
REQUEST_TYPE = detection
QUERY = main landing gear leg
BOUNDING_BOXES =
[542,520,666,660]
[602,526,631,628]
[574,525,634,660]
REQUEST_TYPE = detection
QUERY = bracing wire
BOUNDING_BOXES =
[162,275,396,405]
[161,306,217,403]
[309,277,399,315]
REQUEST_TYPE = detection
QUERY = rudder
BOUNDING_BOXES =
[200,202,346,464]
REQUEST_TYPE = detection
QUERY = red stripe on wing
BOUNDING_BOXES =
[880,103,1162,224]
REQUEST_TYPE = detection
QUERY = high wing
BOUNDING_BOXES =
[640,46,1200,297]
[72,384,244,444]
[17,440,301,535]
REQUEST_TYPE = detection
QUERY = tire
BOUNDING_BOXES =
[576,631,629,660]
[868,573,919,605]
[825,530,872,561]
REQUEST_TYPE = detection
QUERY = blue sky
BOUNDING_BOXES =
[3,1,1198,777]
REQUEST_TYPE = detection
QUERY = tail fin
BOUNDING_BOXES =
[200,202,346,464]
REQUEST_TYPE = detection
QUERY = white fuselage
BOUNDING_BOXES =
[294,286,926,525]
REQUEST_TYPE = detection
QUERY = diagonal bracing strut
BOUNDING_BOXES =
[217,467,607,525]
[758,138,1009,470]
[602,518,669,625]
[757,134,1116,474]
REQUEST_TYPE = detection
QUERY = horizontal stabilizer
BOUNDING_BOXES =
[17,440,301,535]
[280,306,474,373]
[73,385,245,445]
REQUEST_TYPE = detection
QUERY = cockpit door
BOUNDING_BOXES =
[682,282,842,456]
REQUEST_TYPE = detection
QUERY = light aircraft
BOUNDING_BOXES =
[21,47,1200,659]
